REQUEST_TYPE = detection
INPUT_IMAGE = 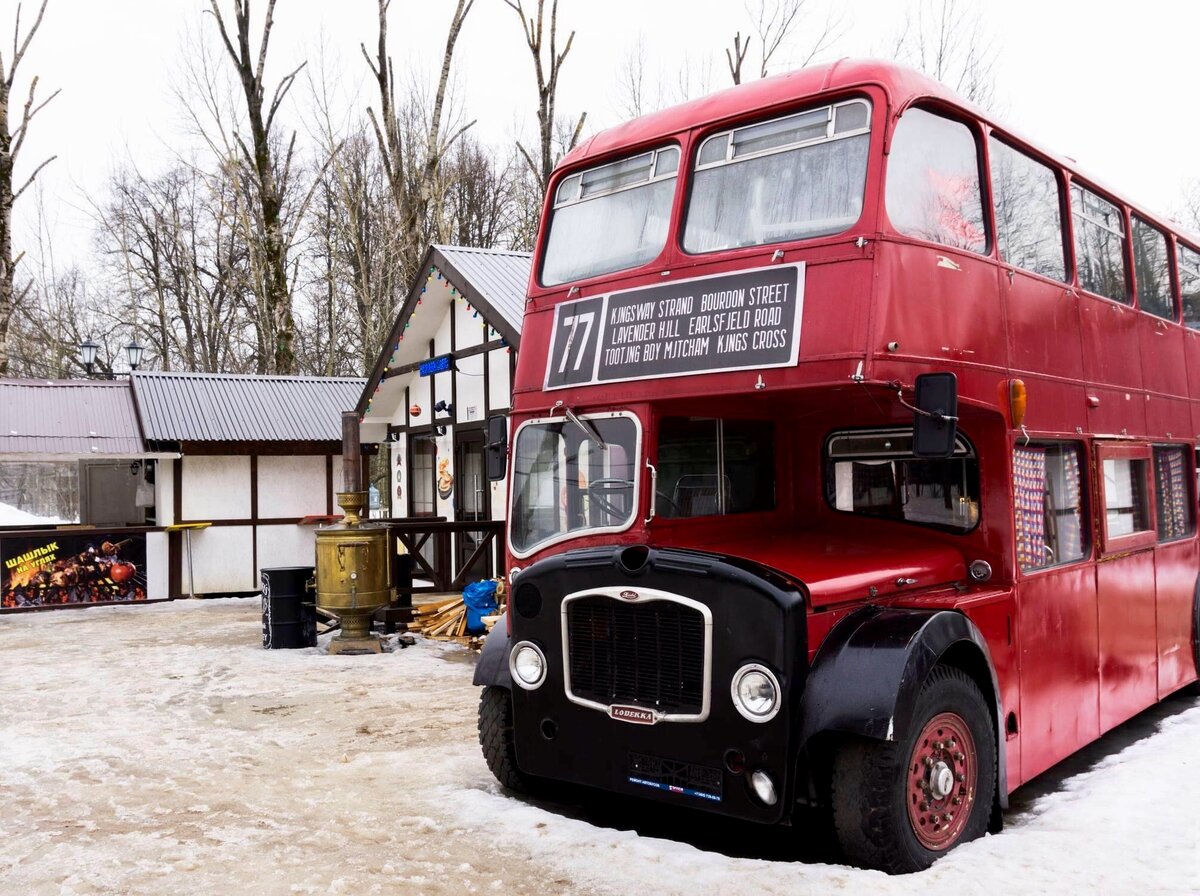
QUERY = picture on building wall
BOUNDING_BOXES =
[1,533,148,609]
[437,457,454,500]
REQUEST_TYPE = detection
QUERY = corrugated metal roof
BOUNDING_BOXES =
[433,245,531,338]
[0,379,146,457]
[131,371,366,443]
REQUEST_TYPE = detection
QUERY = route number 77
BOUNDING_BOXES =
[557,311,595,374]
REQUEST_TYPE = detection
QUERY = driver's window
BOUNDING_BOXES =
[655,417,774,519]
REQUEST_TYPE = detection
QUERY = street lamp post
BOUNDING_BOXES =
[78,337,147,377]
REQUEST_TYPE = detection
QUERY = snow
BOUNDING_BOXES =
[1,599,1197,895]
[0,500,65,526]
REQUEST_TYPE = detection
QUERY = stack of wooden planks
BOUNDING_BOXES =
[409,595,492,649]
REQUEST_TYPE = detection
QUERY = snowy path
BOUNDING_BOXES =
[1,599,1196,895]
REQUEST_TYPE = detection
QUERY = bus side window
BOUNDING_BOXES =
[1132,217,1174,320]
[885,107,986,255]
[989,137,1067,281]
[1071,184,1128,304]
[1014,443,1088,570]
[1179,243,1200,329]
[1153,445,1194,541]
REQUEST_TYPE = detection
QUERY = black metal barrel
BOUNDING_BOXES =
[261,566,317,649]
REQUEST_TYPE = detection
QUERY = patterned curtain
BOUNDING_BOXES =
[1014,447,1047,570]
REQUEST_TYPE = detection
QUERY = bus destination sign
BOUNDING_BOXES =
[544,263,804,390]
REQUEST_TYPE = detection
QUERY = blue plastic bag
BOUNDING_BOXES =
[462,579,499,634]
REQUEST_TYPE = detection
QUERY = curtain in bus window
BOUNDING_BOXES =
[989,138,1066,280]
[1014,447,1047,570]
[885,108,986,254]
[1071,186,1128,303]
[1178,244,1200,328]
[1154,447,1191,540]
[683,135,869,253]
[1131,218,1173,319]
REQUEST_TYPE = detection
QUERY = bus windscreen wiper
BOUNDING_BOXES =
[564,407,607,450]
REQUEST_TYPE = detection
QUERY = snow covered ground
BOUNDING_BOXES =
[0,500,65,526]
[1,599,1197,895]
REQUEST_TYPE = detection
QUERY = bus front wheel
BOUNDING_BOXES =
[478,685,533,793]
[832,665,996,873]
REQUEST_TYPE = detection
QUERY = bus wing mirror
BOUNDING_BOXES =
[912,372,958,458]
[485,415,508,481]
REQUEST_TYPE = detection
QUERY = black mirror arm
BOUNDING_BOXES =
[893,381,959,422]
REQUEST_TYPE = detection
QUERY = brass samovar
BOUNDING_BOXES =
[315,412,392,654]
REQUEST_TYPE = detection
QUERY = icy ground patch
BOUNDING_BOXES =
[1,599,1197,895]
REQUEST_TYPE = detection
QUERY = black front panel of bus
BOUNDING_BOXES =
[507,545,806,824]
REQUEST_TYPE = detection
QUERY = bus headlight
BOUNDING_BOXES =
[509,641,547,690]
[731,663,781,722]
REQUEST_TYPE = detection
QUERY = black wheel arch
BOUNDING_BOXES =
[798,606,1008,810]
[473,622,513,689]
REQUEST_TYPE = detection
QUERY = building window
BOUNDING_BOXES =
[1153,445,1193,541]
[989,137,1066,281]
[1071,185,1128,303]
[409,437,436,516]
[885,108,986,254]
[1013,443,1088,571]
[1132,217,1174,320]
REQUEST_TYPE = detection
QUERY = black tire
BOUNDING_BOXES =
[832,666,997,874]
[478,686,532,793]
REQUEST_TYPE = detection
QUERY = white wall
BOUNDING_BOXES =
[182,455,251,520]
[455,353,487,424]
[145,530,169,599]
[488,346,511,412]
[156,459,176,526]
[256,524,317,580]
[187,525,255,592]
[257,455,327,518]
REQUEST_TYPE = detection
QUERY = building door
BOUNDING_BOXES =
[454,429,490,583]
[407,435,438,575]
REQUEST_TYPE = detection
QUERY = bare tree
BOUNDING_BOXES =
[725,0,839,85]
[363,0,475,282]
[889,0,998,109]
[207,0,305,373]
[1179,179,1200,236]
[503,0,586,190]
[0,0,58,374]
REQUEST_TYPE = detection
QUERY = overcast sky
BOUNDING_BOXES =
[10,0,1200,269]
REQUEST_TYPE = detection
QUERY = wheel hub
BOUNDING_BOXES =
[930,761,955,799]
[906,711,977,851]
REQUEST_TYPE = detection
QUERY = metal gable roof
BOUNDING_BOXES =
[0,379,146,457]
[131,371,366,443]
[431,244,531,337]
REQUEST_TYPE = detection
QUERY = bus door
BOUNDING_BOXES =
[1014,441,1098,784]
[1092,441,1159,732]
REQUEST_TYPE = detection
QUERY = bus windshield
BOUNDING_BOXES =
[510,414,640,555]
[541,147,680,287]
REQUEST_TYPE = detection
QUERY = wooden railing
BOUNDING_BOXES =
[379,517,504,605]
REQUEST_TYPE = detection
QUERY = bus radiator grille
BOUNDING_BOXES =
[566,595,705,715]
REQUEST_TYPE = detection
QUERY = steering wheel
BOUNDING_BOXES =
[587,477,634,518]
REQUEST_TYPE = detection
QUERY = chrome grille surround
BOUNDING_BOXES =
[560,586,713,723]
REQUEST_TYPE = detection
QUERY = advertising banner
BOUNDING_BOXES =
[1,532,148,609]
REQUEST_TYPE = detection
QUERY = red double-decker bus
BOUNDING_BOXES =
[472,59,1200,872]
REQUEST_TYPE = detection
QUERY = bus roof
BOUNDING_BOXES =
[559,58,1197,246]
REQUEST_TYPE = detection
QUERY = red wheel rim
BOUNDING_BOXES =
[906,711,977,851]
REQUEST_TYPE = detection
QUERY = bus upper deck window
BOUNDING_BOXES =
[1132,217,1174,320]
[683,99,871,254]
[541,146,680,287]
[885,107,986,255]
[1071,185,1128,303]
[1180,244,1200,328]
[989,137,1066,281]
